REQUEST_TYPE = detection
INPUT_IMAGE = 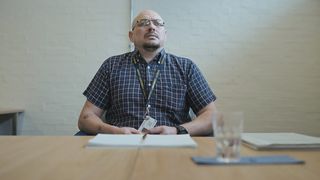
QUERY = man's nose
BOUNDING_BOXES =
[147,23,156,31]
[146,21,157,30]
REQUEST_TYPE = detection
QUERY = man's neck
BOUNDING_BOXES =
[138,48,163,63]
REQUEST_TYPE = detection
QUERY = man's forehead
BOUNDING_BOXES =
[136,12,162,20]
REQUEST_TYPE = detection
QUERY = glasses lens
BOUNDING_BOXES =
[136,19,164,27]
[137,19,150,26]
[152,19,164,26]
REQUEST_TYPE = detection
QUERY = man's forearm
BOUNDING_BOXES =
[78,112,116,135]
[182,102,216,136]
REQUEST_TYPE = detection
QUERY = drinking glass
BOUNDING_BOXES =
[213,111,243,162]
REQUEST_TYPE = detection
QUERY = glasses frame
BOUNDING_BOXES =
[132,19,165,30]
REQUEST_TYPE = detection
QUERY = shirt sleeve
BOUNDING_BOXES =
[186,62,216,114]
[83,61,110,110]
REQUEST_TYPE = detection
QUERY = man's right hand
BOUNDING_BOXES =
[79,100,142,135]
[113,127,141,134]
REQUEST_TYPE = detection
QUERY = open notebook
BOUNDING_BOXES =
[86,134,197,148]
[242,133,320,150]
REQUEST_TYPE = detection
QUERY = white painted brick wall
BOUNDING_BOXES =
[1,0,319,136]
[0,0,131,135]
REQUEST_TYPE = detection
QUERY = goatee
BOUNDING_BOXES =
[143,43,160,52]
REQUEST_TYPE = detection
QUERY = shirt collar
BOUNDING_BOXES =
[133,48,166,64]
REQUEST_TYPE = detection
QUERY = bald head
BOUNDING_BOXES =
[129,9,167,55]
[132,10,164,30]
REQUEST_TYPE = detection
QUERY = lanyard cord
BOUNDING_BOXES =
[132,53,165,116]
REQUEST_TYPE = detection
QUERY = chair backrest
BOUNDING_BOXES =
[189,108,196,120]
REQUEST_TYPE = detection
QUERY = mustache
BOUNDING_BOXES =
[144,32,159,38]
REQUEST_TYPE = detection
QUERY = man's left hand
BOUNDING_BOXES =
[148,126,177,134]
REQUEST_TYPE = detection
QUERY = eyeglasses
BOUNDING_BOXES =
[132,19,165,30]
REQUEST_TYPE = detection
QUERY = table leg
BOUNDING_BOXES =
[12,113,17,135]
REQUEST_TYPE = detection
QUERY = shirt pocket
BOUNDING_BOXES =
[157,82,187,111]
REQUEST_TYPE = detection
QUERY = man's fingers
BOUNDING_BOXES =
[148,126,162,134]
[130,128,141,134]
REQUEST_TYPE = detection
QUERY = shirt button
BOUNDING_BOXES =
[148,83,151,86]
[147,66,150,69]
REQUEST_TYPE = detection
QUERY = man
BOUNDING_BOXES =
[78,10,217,136]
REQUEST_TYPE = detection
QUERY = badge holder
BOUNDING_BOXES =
[138,105,157,132]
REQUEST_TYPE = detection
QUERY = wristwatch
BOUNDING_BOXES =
[175,125,189,134]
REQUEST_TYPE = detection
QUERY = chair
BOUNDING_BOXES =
[74,131,89,136]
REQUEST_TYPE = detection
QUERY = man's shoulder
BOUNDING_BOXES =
[166,52,194,66]
[100,51,134,68]
[166,52,190,61]
[96,52,134,73]
[105,51,133,63]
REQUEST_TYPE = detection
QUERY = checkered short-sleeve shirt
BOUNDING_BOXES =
[83,49,216,129]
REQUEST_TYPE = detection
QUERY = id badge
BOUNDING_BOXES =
[138,116,157,132]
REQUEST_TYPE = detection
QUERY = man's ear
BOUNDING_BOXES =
[128,31,134,42]
[164,30,167,41]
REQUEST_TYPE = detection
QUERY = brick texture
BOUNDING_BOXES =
[1,0,319,135]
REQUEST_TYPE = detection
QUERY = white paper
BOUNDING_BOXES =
[242,132,320,150]
[86,134,197,148]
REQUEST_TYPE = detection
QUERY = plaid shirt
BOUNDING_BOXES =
[83,49,216,129]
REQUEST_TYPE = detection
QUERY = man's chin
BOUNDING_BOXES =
[142,43,160,52]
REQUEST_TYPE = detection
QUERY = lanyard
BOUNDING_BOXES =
[132,52,165,117]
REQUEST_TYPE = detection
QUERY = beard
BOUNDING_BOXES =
[142,42,160,52]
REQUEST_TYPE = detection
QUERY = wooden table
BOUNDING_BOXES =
[0,109,24,135]
[0,136,319,180]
